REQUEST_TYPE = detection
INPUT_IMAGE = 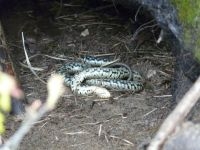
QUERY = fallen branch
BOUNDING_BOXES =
[148,75,200,150]
[0,74,65,150]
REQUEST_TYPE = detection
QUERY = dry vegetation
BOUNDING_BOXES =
[1,1,176,149]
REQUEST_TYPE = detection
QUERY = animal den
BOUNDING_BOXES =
[1,0,196,150]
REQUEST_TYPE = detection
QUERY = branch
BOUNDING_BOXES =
[0,74,65,150]
[148,76,200,150]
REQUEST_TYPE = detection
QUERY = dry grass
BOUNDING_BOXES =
[3,1,174,149]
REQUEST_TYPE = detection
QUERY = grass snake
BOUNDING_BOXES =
[58,55,144,98]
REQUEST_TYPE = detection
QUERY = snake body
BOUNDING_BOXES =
[85,79,143,92]
[58,56,144,98]
[81,55,115,66]
[72,67,131,86]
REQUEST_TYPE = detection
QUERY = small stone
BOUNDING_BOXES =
[147,69,157,79]
[80,29,89,37]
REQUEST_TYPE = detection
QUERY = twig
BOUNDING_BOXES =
[2,103,49,150]
[104,134,109,143]
[21,32,46,84]
[143,108,158,118]
[111,0,119,14]
[153,95,172,98]
[98,124,102,137]
[131,19,156,41]
[56,4,114,18]
[156,29,164,44]
[68,142,88,147]
[132,24,158,41]
[19,62,45,71]
[100,58,120,67]
[148,75,200,150]
[94,53,115,57]
[63,3,82,7]
[134,5,142,22]
[22,53,71,62]
[1,74,64,150]
[65,131,89,135]
[78,22,122,27]
[109,135,134,146]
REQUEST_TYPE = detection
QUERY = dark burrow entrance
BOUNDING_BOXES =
[0,0,177,149]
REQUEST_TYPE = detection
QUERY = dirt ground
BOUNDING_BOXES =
[2,1,174,149]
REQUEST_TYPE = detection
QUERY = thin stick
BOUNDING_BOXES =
[78,22,122,27]
[1,75,64,150]
[63,3,82,7]
[134,5,142,22]
[109,135,134,146]
[156,29,164,44]
[65,131,89,135]
[22,53,71,62]
[19,62,45,71]
[56,4,114,18]
[2,104,49,150]
[148,75,200,150]
[98,124,102,137]
[21,32,46,84]
[100,58,120,67]
[132,24,158,41]
[111,0,119,14]
[132,19,156,40]
[153,95,172,98]
[94,53,115,57]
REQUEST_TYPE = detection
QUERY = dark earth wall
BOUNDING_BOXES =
[102,0,200,102]
[110,0,200,76]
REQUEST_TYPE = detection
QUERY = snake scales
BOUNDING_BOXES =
[58,55,144,98]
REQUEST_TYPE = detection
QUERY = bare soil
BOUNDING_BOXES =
[2,1,174,149]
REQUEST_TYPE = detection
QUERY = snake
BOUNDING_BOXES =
[58,55,144,98]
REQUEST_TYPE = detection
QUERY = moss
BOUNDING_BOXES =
[170,0,200,61]
[171,0,200,25]
[195,34,200,59]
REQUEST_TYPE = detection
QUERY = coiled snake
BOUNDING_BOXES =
[58,55,144,98]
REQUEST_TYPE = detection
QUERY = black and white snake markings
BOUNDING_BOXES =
[58,55,144,98]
